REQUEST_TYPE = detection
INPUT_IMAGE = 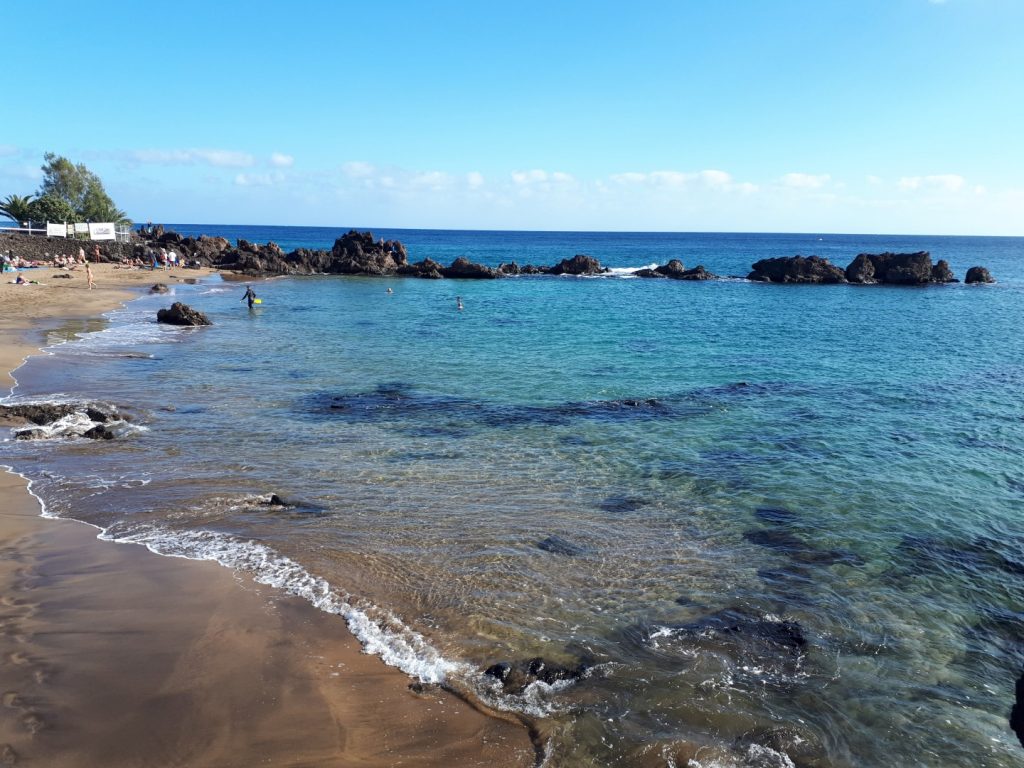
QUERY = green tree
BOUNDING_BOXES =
[0,194,35,222]
[36,152,130,223]
[29,194,77,223]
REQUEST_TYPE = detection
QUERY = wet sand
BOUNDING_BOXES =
[0,264,534,767]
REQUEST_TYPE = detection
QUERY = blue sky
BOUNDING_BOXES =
[3,0,1022,233]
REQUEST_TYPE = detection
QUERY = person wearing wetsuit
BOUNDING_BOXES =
[241,286,257,308]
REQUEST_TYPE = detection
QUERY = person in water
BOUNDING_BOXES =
[241,286,257,308]
[456,296,463,310]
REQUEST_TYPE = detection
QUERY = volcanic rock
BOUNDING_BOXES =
[930,259,958,283]
[853,252,933,285]
[1012,671,1024,747]
[484,656,592,695]
[397,258,445,279]
[442,257,498,279]
[965,266,995,284]
[0,403,77,425]
[845,253,876,283]
[548,254,608,276]
[156,302,211,326]
[149,283,169,294]
[748,256,846,284]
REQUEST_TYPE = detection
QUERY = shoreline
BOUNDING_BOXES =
[0,264,534,766]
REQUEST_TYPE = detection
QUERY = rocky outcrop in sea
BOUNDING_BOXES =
[749,251,987,285]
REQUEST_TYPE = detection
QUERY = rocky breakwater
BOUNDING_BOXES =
[748,251,992,285]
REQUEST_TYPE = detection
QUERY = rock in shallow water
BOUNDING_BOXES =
[156,302,211,326]
[1011,671,1024,747]
[483,656,592,695]
[537,536,586,556]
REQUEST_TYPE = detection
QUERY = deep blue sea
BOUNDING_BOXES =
[4,227,1024,767]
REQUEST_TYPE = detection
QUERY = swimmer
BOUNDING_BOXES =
[387,287,393,294]
[241,285,257,308]
[456,296,463,311]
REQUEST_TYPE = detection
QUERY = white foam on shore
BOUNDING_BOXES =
[98,523,468,685]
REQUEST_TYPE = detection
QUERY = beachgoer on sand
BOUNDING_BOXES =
[86,261,95,290]
[242,286,257,308]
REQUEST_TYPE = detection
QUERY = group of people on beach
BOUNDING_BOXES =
[3,245,97,288]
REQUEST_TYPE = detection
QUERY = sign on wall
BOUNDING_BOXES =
[46,222,67,237]
[88,222,116,241]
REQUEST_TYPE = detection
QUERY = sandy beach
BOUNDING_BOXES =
[0,263,534,767]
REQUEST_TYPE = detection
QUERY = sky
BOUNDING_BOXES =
[3,0,1023,234]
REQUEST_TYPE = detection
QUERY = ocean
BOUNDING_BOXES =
[3,227,1023,767]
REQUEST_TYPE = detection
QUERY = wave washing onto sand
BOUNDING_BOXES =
[101,519,466,684]
[93,501,579,719]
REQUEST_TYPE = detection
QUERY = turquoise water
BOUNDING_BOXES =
[4,230,1024,766]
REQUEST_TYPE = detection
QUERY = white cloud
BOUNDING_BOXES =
[0,145,20,158]
[234,172,284,187]
[130,148,255,167]
[466,171,485,189]
[781,172,831,189]
[609,172,649,185]
[342,161,376,178]
[609,168,752,193]
[411,171,452,190]
[699,169,733,187]
[512,169,549,185]
[866,175,883,185]
[898,174,966,192]
[270,152,294,167]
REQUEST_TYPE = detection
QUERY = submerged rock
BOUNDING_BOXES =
[1011,671,1024,747]
[537,536,586,557]
[157,302,211,326]
[965,266,995,284]
[483,656,592,695]
[149,283,170,294]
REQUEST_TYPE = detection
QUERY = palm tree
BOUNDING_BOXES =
[0,194,35,223]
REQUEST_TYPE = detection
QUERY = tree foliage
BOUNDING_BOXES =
[29,194,77,223]
[0,194,35,222]
[35,152,130,223]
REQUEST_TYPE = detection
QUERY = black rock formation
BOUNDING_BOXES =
[1011,671,1024,747]
[483,656,592,695]
[747,255,846,284]
[157,302,211,326]
[965,266,995,284]
[548,254,608,276]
